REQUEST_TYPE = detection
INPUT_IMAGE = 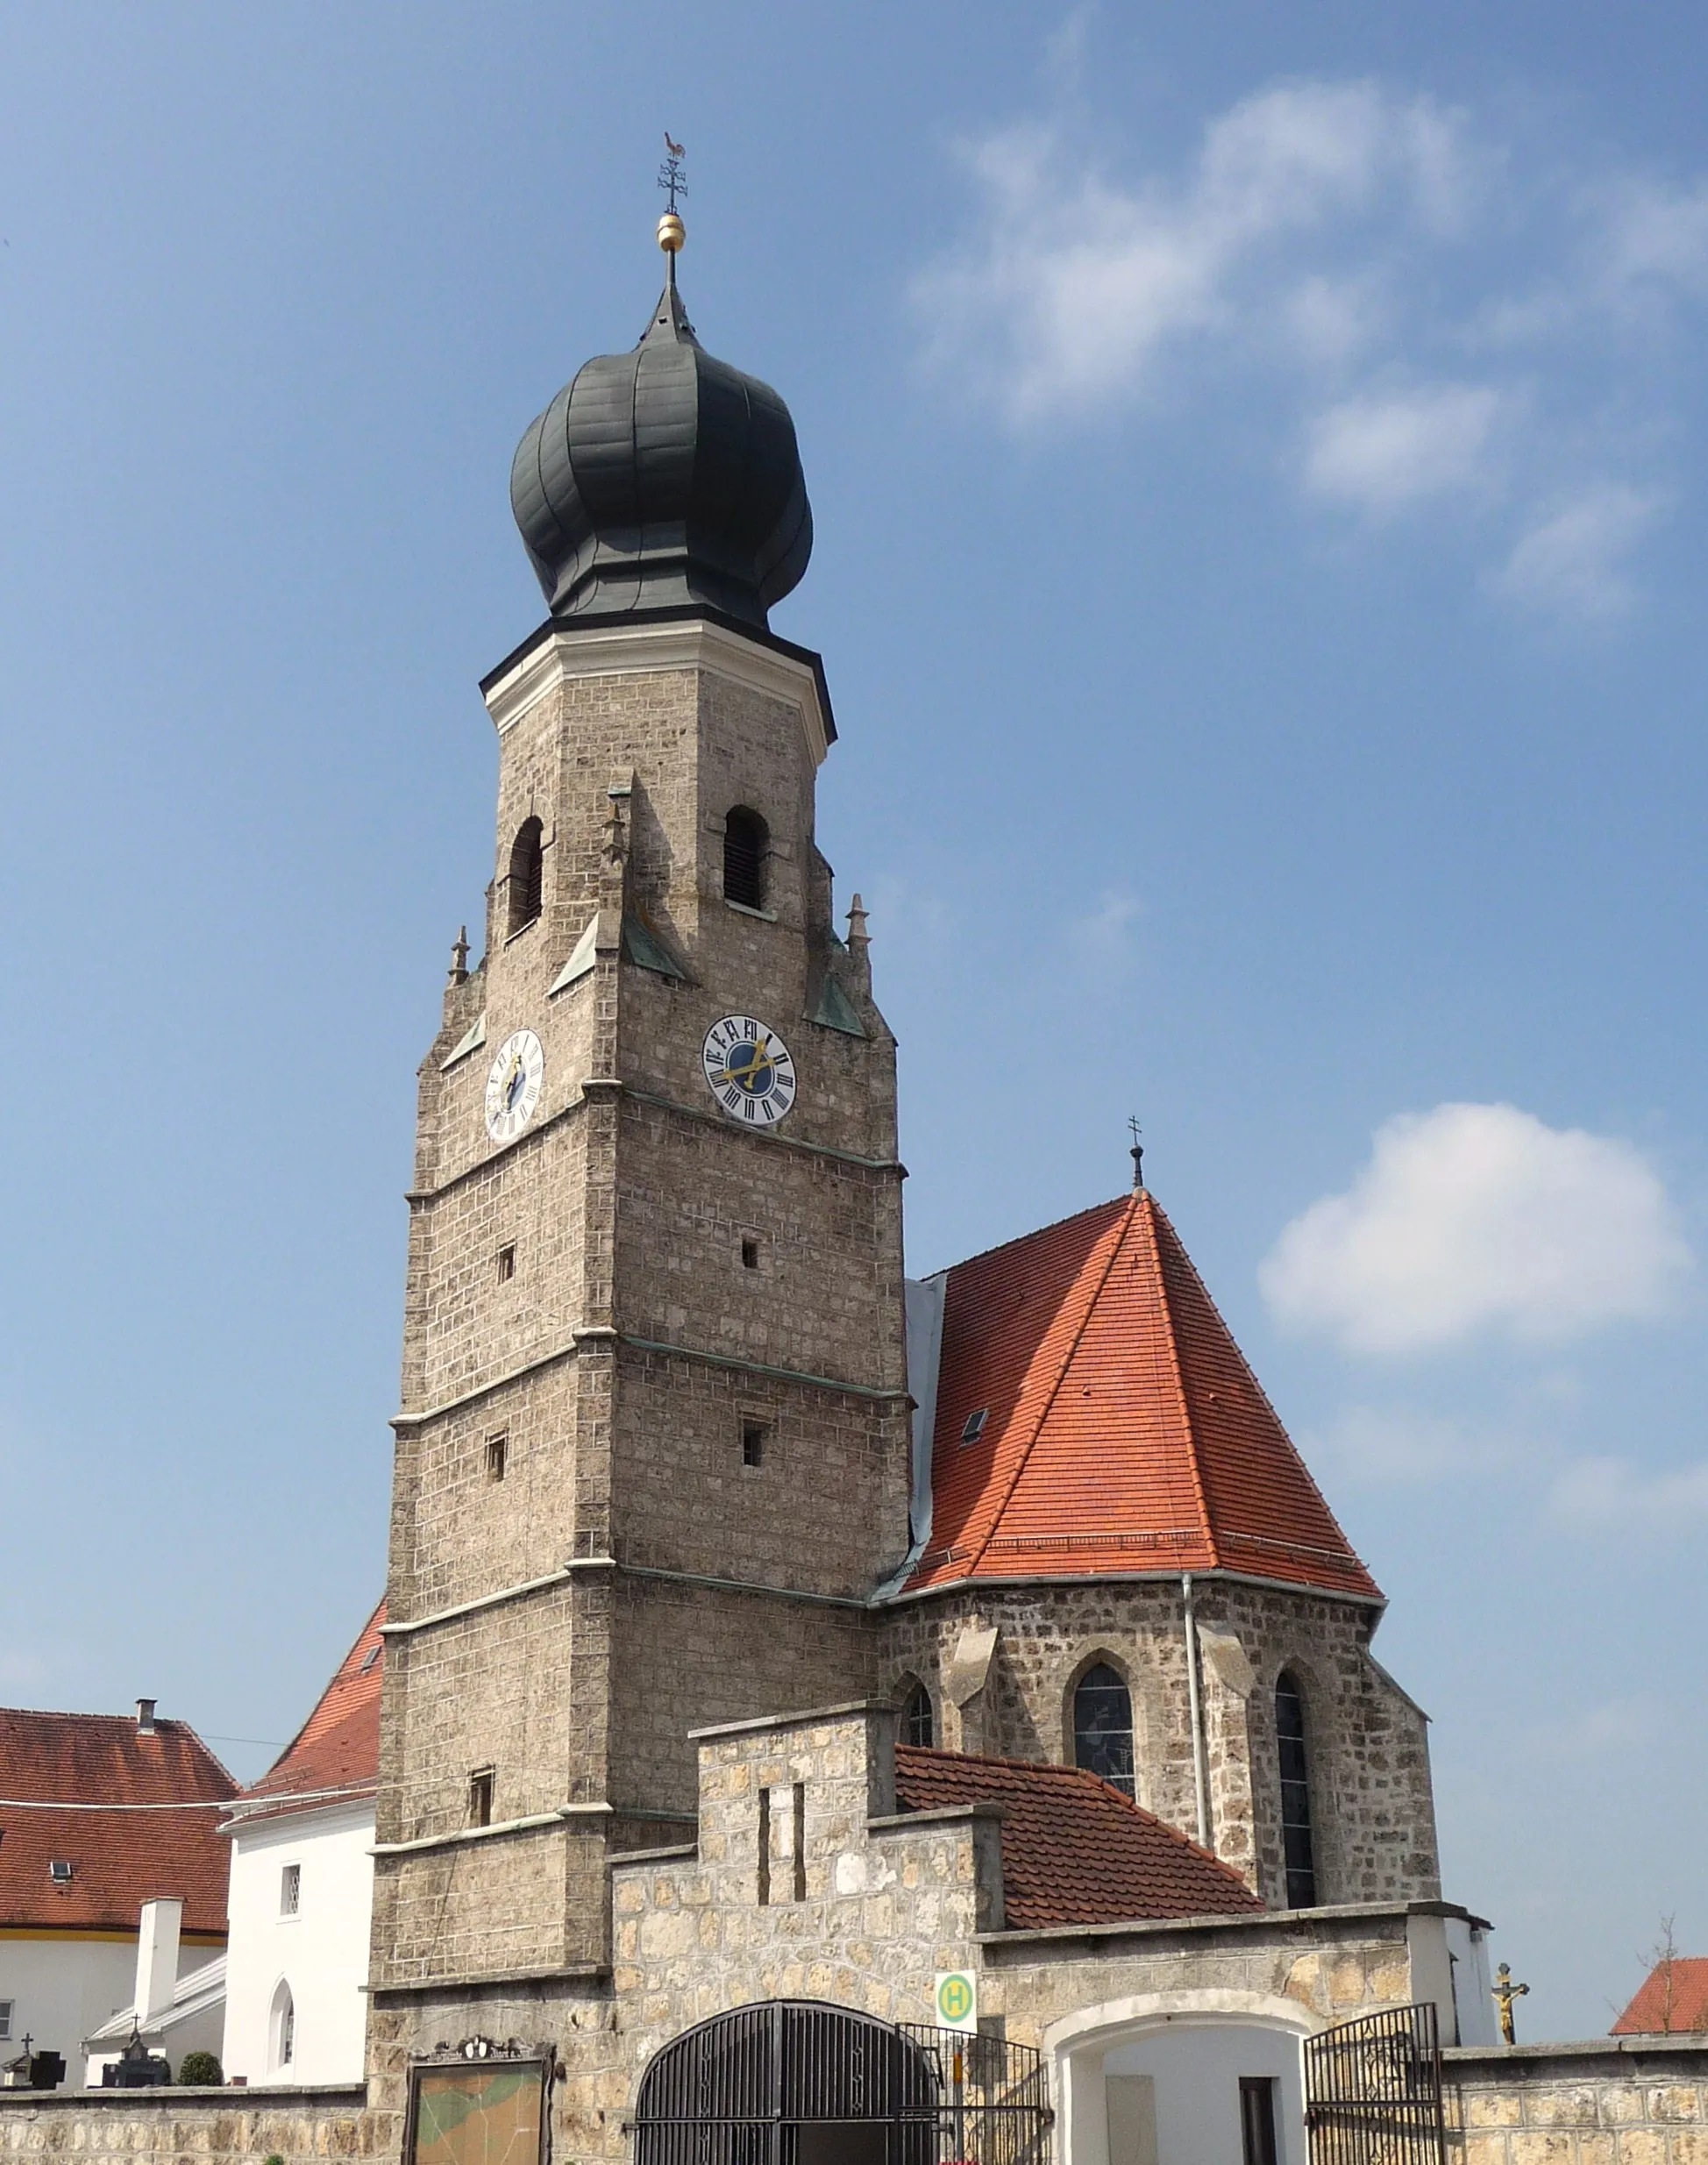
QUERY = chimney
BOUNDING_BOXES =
[134,1898,182,2026]
[135,1699,156,1736]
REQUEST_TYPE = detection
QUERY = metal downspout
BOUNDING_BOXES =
[1183,1571,1212,1848]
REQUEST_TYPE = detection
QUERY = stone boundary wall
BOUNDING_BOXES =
[1447,2039,1708,2165]
[0,2084,374,2165]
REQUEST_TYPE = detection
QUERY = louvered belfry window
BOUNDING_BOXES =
[1276,1670,1318,1906]
[722,806,768,910]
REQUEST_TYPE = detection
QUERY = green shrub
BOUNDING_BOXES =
[176,2050,223,2086]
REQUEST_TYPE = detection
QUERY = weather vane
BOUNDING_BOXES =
[658,133,687,216]
[1128,1115,1145,1192]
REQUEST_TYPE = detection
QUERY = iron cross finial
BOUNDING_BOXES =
[658,135,687,215]
[1128,1114,1145,1192]
[1492,1962,1530,2045]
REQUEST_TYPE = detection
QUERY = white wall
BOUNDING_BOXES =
[0,1934,218,2076]
[1054,2004,1314,2165]
[221,1801,374,2086]
[1446,1919,1499,2047]
[1100,2024,1306,2165]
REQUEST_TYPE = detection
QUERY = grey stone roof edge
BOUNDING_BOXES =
[477,604,836,743]
[0,2084,367,2109]
[979,1897,1479,1950]
[689,1699,893,1742]
[1445,2035,1708,2065]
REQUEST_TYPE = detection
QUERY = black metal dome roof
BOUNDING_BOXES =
[509,265,813,629]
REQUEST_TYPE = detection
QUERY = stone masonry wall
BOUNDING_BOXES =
[604,1573,876,1818]
[379,630,914,1996]
[0,2087,372,2165]
[1446,2040,1708,2165]
[878,1577,1439,1910]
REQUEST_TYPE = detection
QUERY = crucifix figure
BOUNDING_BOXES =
[1493,1962,1530,2045]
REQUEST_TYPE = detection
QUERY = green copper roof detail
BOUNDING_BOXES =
[809,975,866,1037]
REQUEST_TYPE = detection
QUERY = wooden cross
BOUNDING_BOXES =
[1493,1961,1530,2045]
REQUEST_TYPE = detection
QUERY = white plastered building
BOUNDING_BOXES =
[218,1604,381,2087]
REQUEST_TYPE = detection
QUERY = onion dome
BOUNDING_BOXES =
[509,219,813,628]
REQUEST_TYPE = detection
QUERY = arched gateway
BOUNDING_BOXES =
[633,2002,1049,2165]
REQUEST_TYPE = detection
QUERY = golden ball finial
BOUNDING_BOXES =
[657,211,686,255]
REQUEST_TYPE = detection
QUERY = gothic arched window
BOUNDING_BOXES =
[507,815,544,935]
[723,806,768,911]
[270,1979,295,2071]
[1275,1670,1318,1908]
[1073,1661,1135,1798]
[900,1679,934,1748]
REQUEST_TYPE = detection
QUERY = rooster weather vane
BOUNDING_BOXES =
[658,133,687,214]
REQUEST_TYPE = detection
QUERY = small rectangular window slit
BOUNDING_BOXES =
[757,1786,772,1905]
[280,1862,301,1916]
[468,1768,495,1827]
[486,1434,509,1483]
[496,1244,516,1282]
[791,1781,807,1902]
[742,1421,766,1468]
[741,1238,759,1270]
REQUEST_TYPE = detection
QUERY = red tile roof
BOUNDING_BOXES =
[906,1191,1378,1601]
[0,1709,236,1936]
[1612,1958,1708,2034]
[230,1601,384,1827]
[893,1745,1263,1927]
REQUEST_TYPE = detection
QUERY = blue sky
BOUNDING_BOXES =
[1,4,1704,2040]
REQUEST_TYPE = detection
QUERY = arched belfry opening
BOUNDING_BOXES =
[1275,1670,1318,1907]
[723,806,769,911]
[507,815,544,935]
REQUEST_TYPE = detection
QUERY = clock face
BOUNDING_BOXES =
[484,1029,544,1143]
[701,1015,797,1127]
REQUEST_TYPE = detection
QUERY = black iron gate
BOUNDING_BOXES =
[1304,2005,1447,2165]
[899,2023,1051,2165]
[632,2002,1050,2165]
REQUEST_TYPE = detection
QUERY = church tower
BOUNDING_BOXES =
[371,218,913,1997]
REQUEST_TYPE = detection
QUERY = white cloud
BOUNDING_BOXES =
[1519,1694,1660,1760]
[920,81,1475,422]
[1306,1402,1522,1481]
[1260,1102,1690,1354]
[1495,484,1663,620]
[922,68,1708,612]
[1548,1454,1708,1531]
[1303,382,1506,512]
[1075,888,1142,961]
[1595,176,1708,305]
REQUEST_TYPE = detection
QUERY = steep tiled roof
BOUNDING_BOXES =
[1612,1958,1708,2034]
[906,1191,1378,1600]
[228,1601,384,1827]
[893,1745,1263,1927]
[0,1708,236,1935]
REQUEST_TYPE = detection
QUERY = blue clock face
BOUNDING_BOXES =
[701,1015,797,1127]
